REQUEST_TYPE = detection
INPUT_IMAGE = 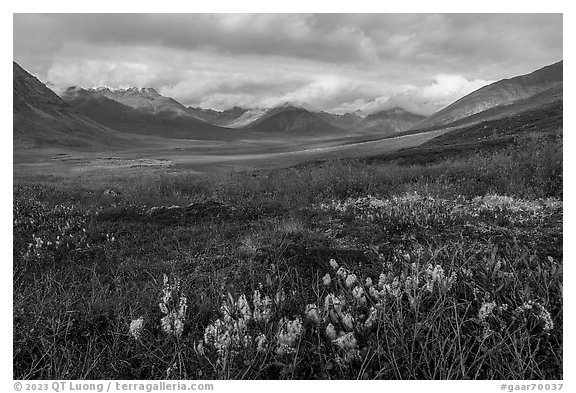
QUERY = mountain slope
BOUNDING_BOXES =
[13,62,130,150]
[414,61,563,130]
[418,84,562,134]
[187,106,248,126]
[358,108,425,135]
[93,87,205,121]
[315,111,366,131]
[61,86,146,121]
[62,87,239,140]
[226,108,270,128]
[241,105,347,136]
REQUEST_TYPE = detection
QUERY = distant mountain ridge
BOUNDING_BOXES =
[185,104,422,137]
[187,106,248,126]
[316,111,366,130]
[61,86,238,140]
[92,87,206,121]
[315,107,424,136]
[71,84,424,137]
[414,61,563,130]
[241,105,347,136]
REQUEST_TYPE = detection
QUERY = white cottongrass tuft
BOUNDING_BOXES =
[252,289,273,323]
[363,307,378,330]
[255,333,268,353]
[329,259,339,270]
[159,275,188,337]
[345,274,358,288]
[478,301,497,321]
[325,323,337,340]
[332,332,358,351]
[129,316,144,340]
[275,317,303,355]
[337,267,349,279]
[332,332,360,363]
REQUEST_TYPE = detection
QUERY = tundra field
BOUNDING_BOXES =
[13,131,562,380]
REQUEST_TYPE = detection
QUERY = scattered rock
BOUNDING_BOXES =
[186,201,232,218]
[102,189,120,198]
[144,200,234,222]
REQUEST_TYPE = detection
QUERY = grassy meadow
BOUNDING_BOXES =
[13,130,562,379]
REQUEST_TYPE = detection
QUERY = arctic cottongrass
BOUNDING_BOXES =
[424,264,457,293]
[325,323,337,340]
[329,259,339,270]
[305,304,321,324]
[237,294,252,322]
[252,289,273,323]
[345,274,358,288]
[129,316,144,340]
[275,317,303,355]
[337,267,349,279]
[159,274,188,337]
[363,307,378,330]
[341,312,354,331]
[255,333,268,353]
[351,285,367,306]
[160,295,187,337]
[324,294,343,324]
[332,332,358,351]
[479,301,497,322]
[332,332,359,363]
[204,295,252,361]
[514,300,554,332]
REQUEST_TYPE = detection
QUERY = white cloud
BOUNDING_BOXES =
[42,57,495,115]
[358,74,493,115]
[45,61,152,89]
[420,74,490,102]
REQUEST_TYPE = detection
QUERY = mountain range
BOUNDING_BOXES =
[60,87,421,139]
[60,86,236,140]
[13,60,563,153]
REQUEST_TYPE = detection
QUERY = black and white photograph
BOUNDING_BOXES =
[11,11,564,385]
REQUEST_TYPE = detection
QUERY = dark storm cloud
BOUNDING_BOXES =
[14,14,378,64]
[13,13,562,114]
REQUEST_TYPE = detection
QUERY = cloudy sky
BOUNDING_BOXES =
[13,14,562,115]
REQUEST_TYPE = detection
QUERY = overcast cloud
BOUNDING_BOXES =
[13,14,562,115]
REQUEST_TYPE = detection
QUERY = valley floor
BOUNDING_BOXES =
[13,128,448,188]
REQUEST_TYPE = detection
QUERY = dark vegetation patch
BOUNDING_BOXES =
[368,101,562,166]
